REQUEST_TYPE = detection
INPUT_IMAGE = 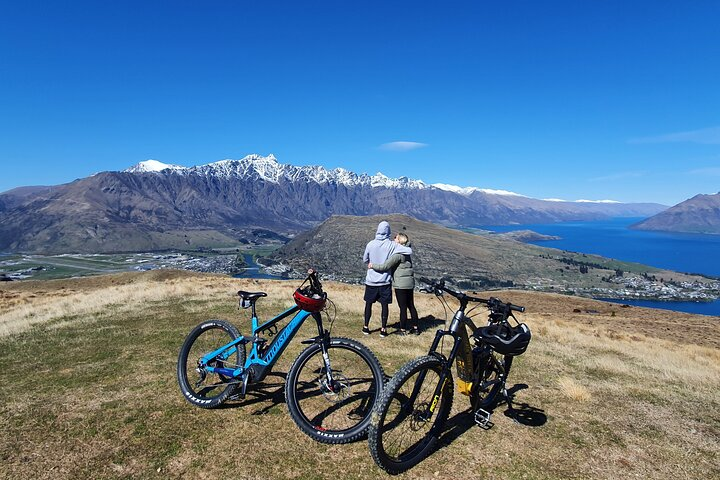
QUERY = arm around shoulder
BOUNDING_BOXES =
[391,244,412,255]
[371,253,402,272]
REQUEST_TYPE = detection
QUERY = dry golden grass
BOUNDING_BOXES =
[0,270,718,479]
[0,272,299,337]
[557,377,592,402]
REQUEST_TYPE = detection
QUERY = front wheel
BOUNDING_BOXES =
[368,355,454,474]
[177,320,246,409]
[285,337,385,444]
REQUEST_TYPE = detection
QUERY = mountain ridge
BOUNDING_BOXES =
[632,192,720,234]
[120,154,656,204]
[0,155,667,253]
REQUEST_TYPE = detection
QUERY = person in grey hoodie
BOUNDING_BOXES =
[362,221,412,337]
[368,232,419,335]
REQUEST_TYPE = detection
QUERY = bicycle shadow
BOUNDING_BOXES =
[218,372,379,419]
[499,384,548,427]
[218,372,288,415]
[436,384,547,449]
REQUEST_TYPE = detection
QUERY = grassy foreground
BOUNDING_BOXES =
[0,271,718,479]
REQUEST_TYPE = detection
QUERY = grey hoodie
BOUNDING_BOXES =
[363,221,412,286]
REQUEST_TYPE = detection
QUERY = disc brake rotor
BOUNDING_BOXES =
[409,402,432,431]
[319,373,351,403]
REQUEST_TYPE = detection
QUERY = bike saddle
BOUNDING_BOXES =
[237,291,268,301]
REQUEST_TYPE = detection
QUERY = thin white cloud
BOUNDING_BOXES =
[689,167,720,176]
[589,171,644,182]
[379,141,428,152]
[630,126,720,145]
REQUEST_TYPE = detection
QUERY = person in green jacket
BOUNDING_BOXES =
[368,233,420,335]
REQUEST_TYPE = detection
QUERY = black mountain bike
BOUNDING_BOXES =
[367,279,531,474]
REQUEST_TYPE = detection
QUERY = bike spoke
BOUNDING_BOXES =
[290,344,378,433]
[177,321,245,408]
[381,368,439,459]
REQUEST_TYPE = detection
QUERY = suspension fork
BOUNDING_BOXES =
[406,329,461,419]
[426,334,463,417]
[311,312,335,387]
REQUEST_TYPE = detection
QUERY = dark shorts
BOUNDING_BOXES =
[364,284,393,304]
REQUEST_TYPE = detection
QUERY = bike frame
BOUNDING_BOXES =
[417,309,479,418]
[200,304,331,385]
[413,294,510,419]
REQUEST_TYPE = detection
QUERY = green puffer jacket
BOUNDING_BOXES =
[371,252,415,290]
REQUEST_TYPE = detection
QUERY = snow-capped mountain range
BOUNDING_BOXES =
[0,154,667,253]
[124,154,428,190]
[123,154,617,203]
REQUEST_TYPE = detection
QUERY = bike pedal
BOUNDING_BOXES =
[474,408,493,429]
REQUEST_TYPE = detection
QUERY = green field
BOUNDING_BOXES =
[0,247,278,281]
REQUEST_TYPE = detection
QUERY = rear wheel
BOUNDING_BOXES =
[470,348,512,411]
[368,355,454,474]
[285,337,385,444]
[177,320,246,409]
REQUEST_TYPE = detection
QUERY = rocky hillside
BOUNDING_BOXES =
[265,214,719,301]
[0,154,666,253]
[632,192,720,234]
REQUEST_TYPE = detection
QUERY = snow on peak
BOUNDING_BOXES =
[432,183,524,197]
[543,198,621,203]
[125,159,186,173]
[370,173,427,189]
[122,155,618,203]
[477,188,524,197]
[161,154,429,189]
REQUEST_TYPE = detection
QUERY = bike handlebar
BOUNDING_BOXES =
[419,278,524,313]
[305,268,323,294]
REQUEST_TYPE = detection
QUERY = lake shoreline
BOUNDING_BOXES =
[598,297,720,317]
[479,217,720,278]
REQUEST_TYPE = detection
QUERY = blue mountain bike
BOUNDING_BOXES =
[177,270,385,444]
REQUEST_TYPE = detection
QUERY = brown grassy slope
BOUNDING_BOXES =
[271,214,710,289]
[0,271,718,480]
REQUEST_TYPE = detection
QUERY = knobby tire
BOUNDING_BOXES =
[177,319,246,409]
[368,355,454,474]
[285,337,385,444]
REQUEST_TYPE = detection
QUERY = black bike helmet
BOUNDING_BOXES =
[478,322,532,356]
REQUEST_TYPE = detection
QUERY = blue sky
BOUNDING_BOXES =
[1,1,719,205]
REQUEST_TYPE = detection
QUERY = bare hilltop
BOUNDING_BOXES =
[0,270,717,479]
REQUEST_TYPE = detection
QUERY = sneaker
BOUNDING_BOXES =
[411,327,420,336]
[362,326,370,335]
[380,329,388,338]
[398,329,408,336]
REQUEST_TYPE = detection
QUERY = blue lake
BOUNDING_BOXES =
[479,218,720,317]
[232,253,280,280]
[598,297,720,316]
